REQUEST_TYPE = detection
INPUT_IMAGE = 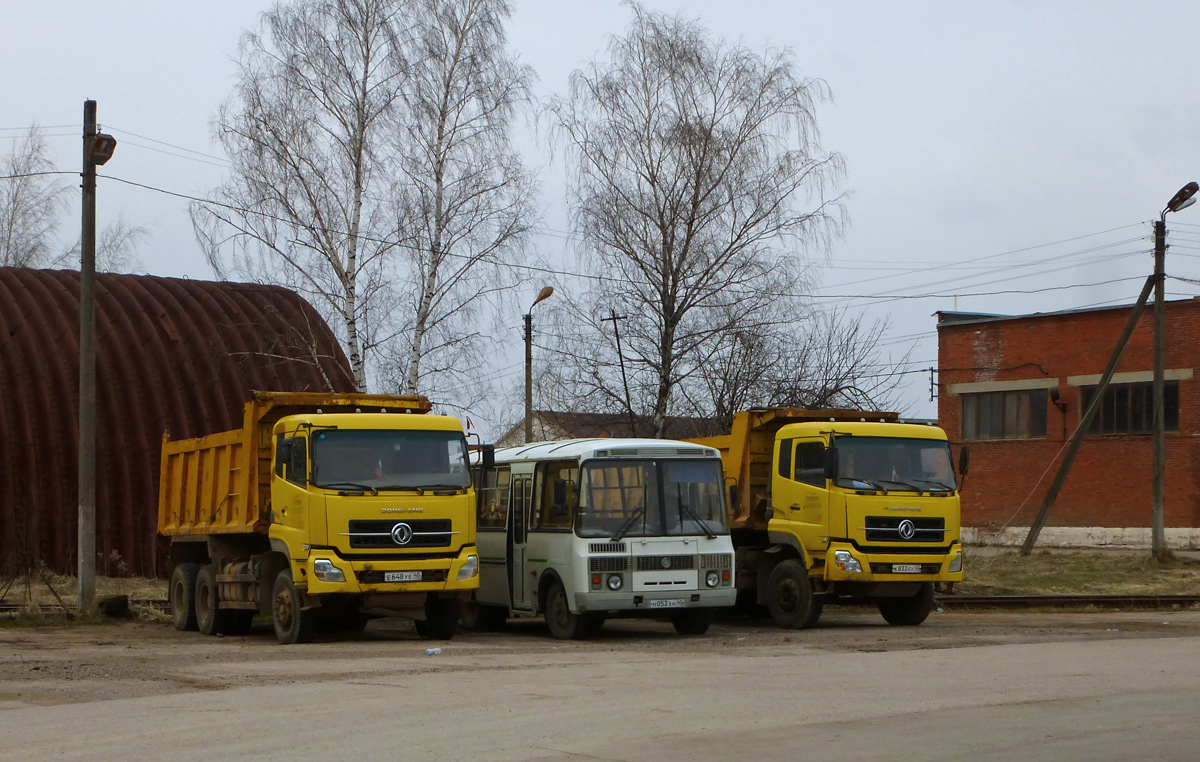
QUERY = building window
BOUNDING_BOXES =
[1079,381,1178,435]
[961,390,1047,439]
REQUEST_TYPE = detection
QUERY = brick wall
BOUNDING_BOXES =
[937,298,1200,529]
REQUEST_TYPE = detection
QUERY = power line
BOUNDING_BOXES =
[104,125,229,163]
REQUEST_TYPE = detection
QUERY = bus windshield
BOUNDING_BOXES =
[311,429,471,491]
[576,459,728,538]
[833,436,956,493]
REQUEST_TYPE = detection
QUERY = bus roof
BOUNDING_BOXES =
[495,438,720,464]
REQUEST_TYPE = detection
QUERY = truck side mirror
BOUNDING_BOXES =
[958,445,970,476]
[553,478,568,506]
[481,443,495,470]
[823,447,839,481]
[728,483,739,511]
[278,440,293,466]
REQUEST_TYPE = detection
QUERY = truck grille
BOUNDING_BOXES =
[589,556,631,572]
[864,516,945,543]
[635,554,695,571]
[345,519,454,549]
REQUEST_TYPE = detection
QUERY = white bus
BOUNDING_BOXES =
[466,438,737,638]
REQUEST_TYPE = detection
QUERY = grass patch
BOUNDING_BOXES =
[958,548,1200,595]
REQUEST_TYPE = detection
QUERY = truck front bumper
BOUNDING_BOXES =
[821,541,963,584]
[301,545,480,595]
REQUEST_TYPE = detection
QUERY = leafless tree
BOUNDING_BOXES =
[192,0,408,392]
[0,127,70,267]
[548,4,845,436]
[58,216,149,273]
[390,0,535,397]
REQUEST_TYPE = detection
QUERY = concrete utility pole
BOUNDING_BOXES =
[78,101,116,612]
[523,286,554,444]
[601,310,637,435]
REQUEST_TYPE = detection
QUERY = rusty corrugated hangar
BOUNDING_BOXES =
[0,268,356,576]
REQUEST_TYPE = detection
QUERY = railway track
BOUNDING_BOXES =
[4,595,1199,615]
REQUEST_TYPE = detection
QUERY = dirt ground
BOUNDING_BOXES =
[3,606,1200,709]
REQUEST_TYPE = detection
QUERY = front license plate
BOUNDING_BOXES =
[649,599,686,609]
[384,571,423,582]
[892,564,922,574]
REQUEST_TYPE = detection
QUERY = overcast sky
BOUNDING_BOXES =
[5,0,1200,423]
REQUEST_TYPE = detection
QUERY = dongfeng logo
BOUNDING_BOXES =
[391,522,414,545]
[897,519,916,540]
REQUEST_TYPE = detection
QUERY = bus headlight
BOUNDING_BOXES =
[606,574,623,591]
[313,559,345,583]
[705,570,720,588]
[948,551,963,573]
[833,550,862,573]
[457,555,479,580]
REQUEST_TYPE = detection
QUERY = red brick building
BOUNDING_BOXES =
[937,298,1200,548]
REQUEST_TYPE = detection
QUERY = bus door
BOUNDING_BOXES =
[507,475,533,611]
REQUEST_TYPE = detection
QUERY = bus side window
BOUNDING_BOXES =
[534,462,577,529]
[478,466,511,530]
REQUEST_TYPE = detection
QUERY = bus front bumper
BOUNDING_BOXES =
[574,588,737,614]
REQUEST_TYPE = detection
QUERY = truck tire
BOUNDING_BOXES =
[195,564,234,636]
[460,598,508,632]
[672,608,713,635]
[544,580,585,639]
[878,582,935,626]
[271,570,318,644]
[169,563,199,631]
[767,559,823,629]
[417,596,459,640]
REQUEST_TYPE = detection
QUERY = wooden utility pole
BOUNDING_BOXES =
[601,310,637,435]
[1152,218,1167,560]
[78,100,98,612]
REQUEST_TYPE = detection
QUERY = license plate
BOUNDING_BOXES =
[891,564,922,574]
[649,599,686,609]
[384,571,423,582]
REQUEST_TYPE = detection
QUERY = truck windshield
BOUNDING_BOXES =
[833,436,956,492]
[310,429,471,491]
[576,459,728,538]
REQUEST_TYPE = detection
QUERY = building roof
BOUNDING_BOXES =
[495,410,727,447]
[936,296,1200,329]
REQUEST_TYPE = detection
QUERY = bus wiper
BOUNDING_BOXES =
[376,485,427,495]
[911,478,954,493]
[611,506,646,542]
[317,481,378,496]
[680,502,717,539]
[876,479,925,495]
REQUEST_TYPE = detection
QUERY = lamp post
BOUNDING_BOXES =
[78,100,117,613]
[524,286,554,444]
[1152,181,1198,561]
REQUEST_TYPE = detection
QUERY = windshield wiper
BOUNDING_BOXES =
[316,481,378,496]
[415,483,467,493]
[679,502,717,539]
[611,506,646,542]
[875,478,925,495]
[376,485,426,495]
[911,478,954,493]
[836,477,888,494]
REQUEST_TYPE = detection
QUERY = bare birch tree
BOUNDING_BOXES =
[192,0,407,391]
[0,127,70,267]
[549,4,845,436]
[389,0,535,396]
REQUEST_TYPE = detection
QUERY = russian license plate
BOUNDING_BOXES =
[384,571,423,582]
[649,599,686,609]
[891,564,922,574]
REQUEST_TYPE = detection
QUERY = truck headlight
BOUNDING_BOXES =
[705,570,720,588]
[457,555,479,580]
[313,559,345,583]
[833,550,862,573]
[948,551,963,573]
[606,574,623,591]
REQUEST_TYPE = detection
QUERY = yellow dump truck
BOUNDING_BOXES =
[688,409,967,628]
[159,392,481,644]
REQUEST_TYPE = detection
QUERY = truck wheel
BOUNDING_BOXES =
[169,563,199,631]
[878,582,936,626]
[418,596,459,640]
[460,598,508,632]
[543,580,584,639]
[672,608,713,635]
[195,565,233,636]
[767,559,823,629]
[271,570,318,644]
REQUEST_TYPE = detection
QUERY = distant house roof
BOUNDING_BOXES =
[495,410,727,447]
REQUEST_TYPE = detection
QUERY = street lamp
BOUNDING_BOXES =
[1152,181,1197,561]
[524,286,554,444]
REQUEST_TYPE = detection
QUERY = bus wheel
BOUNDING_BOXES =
[544,580,584,639]
[419,596,459,640]
[767,559,823,629]
[878,583,935,626]
[672,608,713,635]
[169,562,198,631]
[195,565,233,636]
[271,570,318,644]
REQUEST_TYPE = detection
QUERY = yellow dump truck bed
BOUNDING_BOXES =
[158,391,431,537]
